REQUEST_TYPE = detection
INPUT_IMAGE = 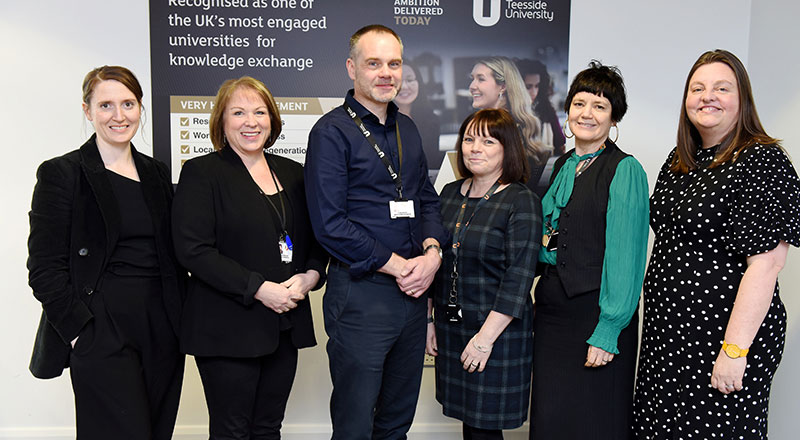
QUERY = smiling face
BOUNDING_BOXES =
[461,120,505,180]
[223,86,271,159]
[347,30,403,111]
[469,63,504,109]
[82,80,141,149]
[395,65,419,107]
[685,62,740,147]
[567,91,613,152]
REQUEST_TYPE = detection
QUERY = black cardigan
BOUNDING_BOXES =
[172,147,328,357]
[27,135,184,379]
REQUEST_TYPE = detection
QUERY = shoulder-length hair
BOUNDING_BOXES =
[671,49,779,173]
[209,76,283,151]
[477,57,551,165]
[456,109,530,184]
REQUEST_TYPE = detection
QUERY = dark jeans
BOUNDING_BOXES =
[324,263,427,440]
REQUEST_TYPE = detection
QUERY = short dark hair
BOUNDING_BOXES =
[209,76,282,151]
[349,24,403,60]
[564,60,627,123]
[82,65,143,107]
[456,109,530,184]
[671,49,779,173]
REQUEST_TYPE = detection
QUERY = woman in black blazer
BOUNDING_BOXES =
[27,66,185,439]
[173,76,328,439]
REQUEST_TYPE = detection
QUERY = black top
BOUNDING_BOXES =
[173,147,328,357]
[28,135,185,379]
[107,171,159,276]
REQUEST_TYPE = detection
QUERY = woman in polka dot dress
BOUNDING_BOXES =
[633,50,800,439]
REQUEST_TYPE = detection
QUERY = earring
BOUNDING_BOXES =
[564,123,574,139]
[610,125,619,143]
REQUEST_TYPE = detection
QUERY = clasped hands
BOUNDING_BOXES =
[254,270,320,314]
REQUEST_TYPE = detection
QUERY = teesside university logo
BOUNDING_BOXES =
[473,0,501,27]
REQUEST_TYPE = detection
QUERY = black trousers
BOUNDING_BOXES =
[69,273,184,440]
[323,263,427,440]
[195,331,299,440]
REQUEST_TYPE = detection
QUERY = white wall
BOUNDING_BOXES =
[2,1,798,438]
[748,1,800,438]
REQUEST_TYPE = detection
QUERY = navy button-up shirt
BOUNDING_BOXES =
[305,90,448,277]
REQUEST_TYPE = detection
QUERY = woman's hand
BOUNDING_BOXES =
[711,351,746,394]
[254,281,304,314]
[461,334,493,373]
[585,345,614,367]
[425,322,438,356]
[281,270,320,299]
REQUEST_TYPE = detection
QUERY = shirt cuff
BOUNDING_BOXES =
[586,318,622,354]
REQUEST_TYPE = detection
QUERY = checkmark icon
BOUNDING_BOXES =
[180,117,189,126]
[181,145,190,154]
[181,131,189,139]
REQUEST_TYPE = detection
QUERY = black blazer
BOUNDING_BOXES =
[27,135,185,379]
[172,147,328,357]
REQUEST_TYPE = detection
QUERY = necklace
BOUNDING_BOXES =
[574,144,606,177]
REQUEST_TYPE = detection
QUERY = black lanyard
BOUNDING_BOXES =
[260,164,288,237]
[449,179,501,305]
[343,101,405,200]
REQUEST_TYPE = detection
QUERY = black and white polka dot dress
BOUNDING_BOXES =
[633,144,800,439]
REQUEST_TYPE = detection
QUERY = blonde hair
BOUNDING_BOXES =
[477,57,551,164]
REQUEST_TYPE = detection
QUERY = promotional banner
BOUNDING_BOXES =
[150,0,571,185]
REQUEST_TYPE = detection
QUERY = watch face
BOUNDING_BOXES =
[724,344,741,358]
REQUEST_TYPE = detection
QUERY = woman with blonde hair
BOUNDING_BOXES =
[469,56,552,196]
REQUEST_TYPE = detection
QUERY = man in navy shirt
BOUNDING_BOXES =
[305,24,447,439]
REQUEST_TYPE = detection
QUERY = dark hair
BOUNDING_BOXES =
[82,66,143,107]
[516,58,554,104]
[209,77,282,151]
[349,24,403,60]
[456,109,530,184]
[671,49,779,173]
[564,60,627,123]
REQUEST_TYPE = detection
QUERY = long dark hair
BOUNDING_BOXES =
[671,49,779,173]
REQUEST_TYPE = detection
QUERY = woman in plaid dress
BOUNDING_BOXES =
[427,109,540,439]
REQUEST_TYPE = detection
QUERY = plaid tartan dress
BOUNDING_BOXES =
[432,180,540,429]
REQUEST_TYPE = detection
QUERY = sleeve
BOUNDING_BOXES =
[172,159,264,306]
[587,157,650,354]
[726,145,800,256]
[304,122,393,276]
[416,141,449,248]
[291,163,329,290]
[492,188,541,319]
[27,159,92,344]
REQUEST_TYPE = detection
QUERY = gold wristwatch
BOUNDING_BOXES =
[722,341,749,359]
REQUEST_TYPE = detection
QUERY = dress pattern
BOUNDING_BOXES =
[634,144,800,439]
[433,181,540,430]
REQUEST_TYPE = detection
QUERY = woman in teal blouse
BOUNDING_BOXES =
[529,61,649,440]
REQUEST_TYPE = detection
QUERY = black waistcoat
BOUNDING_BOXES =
[550,140,629,297]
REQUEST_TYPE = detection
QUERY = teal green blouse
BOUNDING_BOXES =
[539,155,649,353]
